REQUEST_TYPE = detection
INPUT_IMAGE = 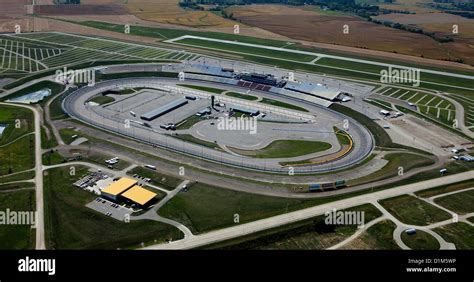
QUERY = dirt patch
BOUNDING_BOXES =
[33,4,128,15]
[121,0,234,28]
[0,0,27,16]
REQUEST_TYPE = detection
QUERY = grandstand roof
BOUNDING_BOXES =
[186,64,235,78]
[284,81,341,101]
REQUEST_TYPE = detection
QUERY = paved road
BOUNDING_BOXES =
[0,102,46,250]
[429,187,474,201]
[327,216,387,250]
[44,91,67,146]
[142,170,473,250]
[371,201,455,250]
[131,180,194,238]
[439,92,474,139]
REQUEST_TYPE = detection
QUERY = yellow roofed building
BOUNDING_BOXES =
[101,178,137,201]
[121,186,157,207]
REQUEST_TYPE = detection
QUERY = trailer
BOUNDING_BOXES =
[308,184,321,192]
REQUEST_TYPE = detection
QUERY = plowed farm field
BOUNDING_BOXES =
[227,5,457,61]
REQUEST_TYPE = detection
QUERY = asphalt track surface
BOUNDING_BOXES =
[62,77,374,174]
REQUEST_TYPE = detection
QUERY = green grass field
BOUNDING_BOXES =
[349,152,435,186]
[43,166,183,249]
[49,95,68,120]
[415,180,474,198]
[334,127,351,146]
[172,134,222,150]
[58,128,84,145]
[259,98,309,112]
[0,134,35,176]
[176,115,205,130]
[434,222,474,250]
[41,123,58,150]
[42,151,66,166]
[177,84,225,94]
[42,146,131,171]
[77,21,294,47]
[401,230,440,250]
[434,190,474,215]
[228,140,332,158]
[0,181,35,191]
[0,105,34,146]
[0,188,36,249]
[343,220,400,250]
[175,38,317,62]
[380,195,452,226]
[88,95,115,105]
[159,182,323,234]
[205,204,382,250]
[0,170,35,184]
[225,92,258,101]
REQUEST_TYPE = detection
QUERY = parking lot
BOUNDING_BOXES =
[86,198,133,222]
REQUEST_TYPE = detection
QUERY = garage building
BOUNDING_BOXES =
[121,185,157,207]
[101,178,137,202]
[140,98,188,121]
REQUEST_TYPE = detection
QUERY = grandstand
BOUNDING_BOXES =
[284,81,341,101]
[185,64,235,78]
[165,63,338,107]
[238,73,278,86]
[184,73,239,86]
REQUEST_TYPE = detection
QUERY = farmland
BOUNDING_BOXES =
[372,11,474,65]
[226,4,453,61]
[125,0,234,28]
